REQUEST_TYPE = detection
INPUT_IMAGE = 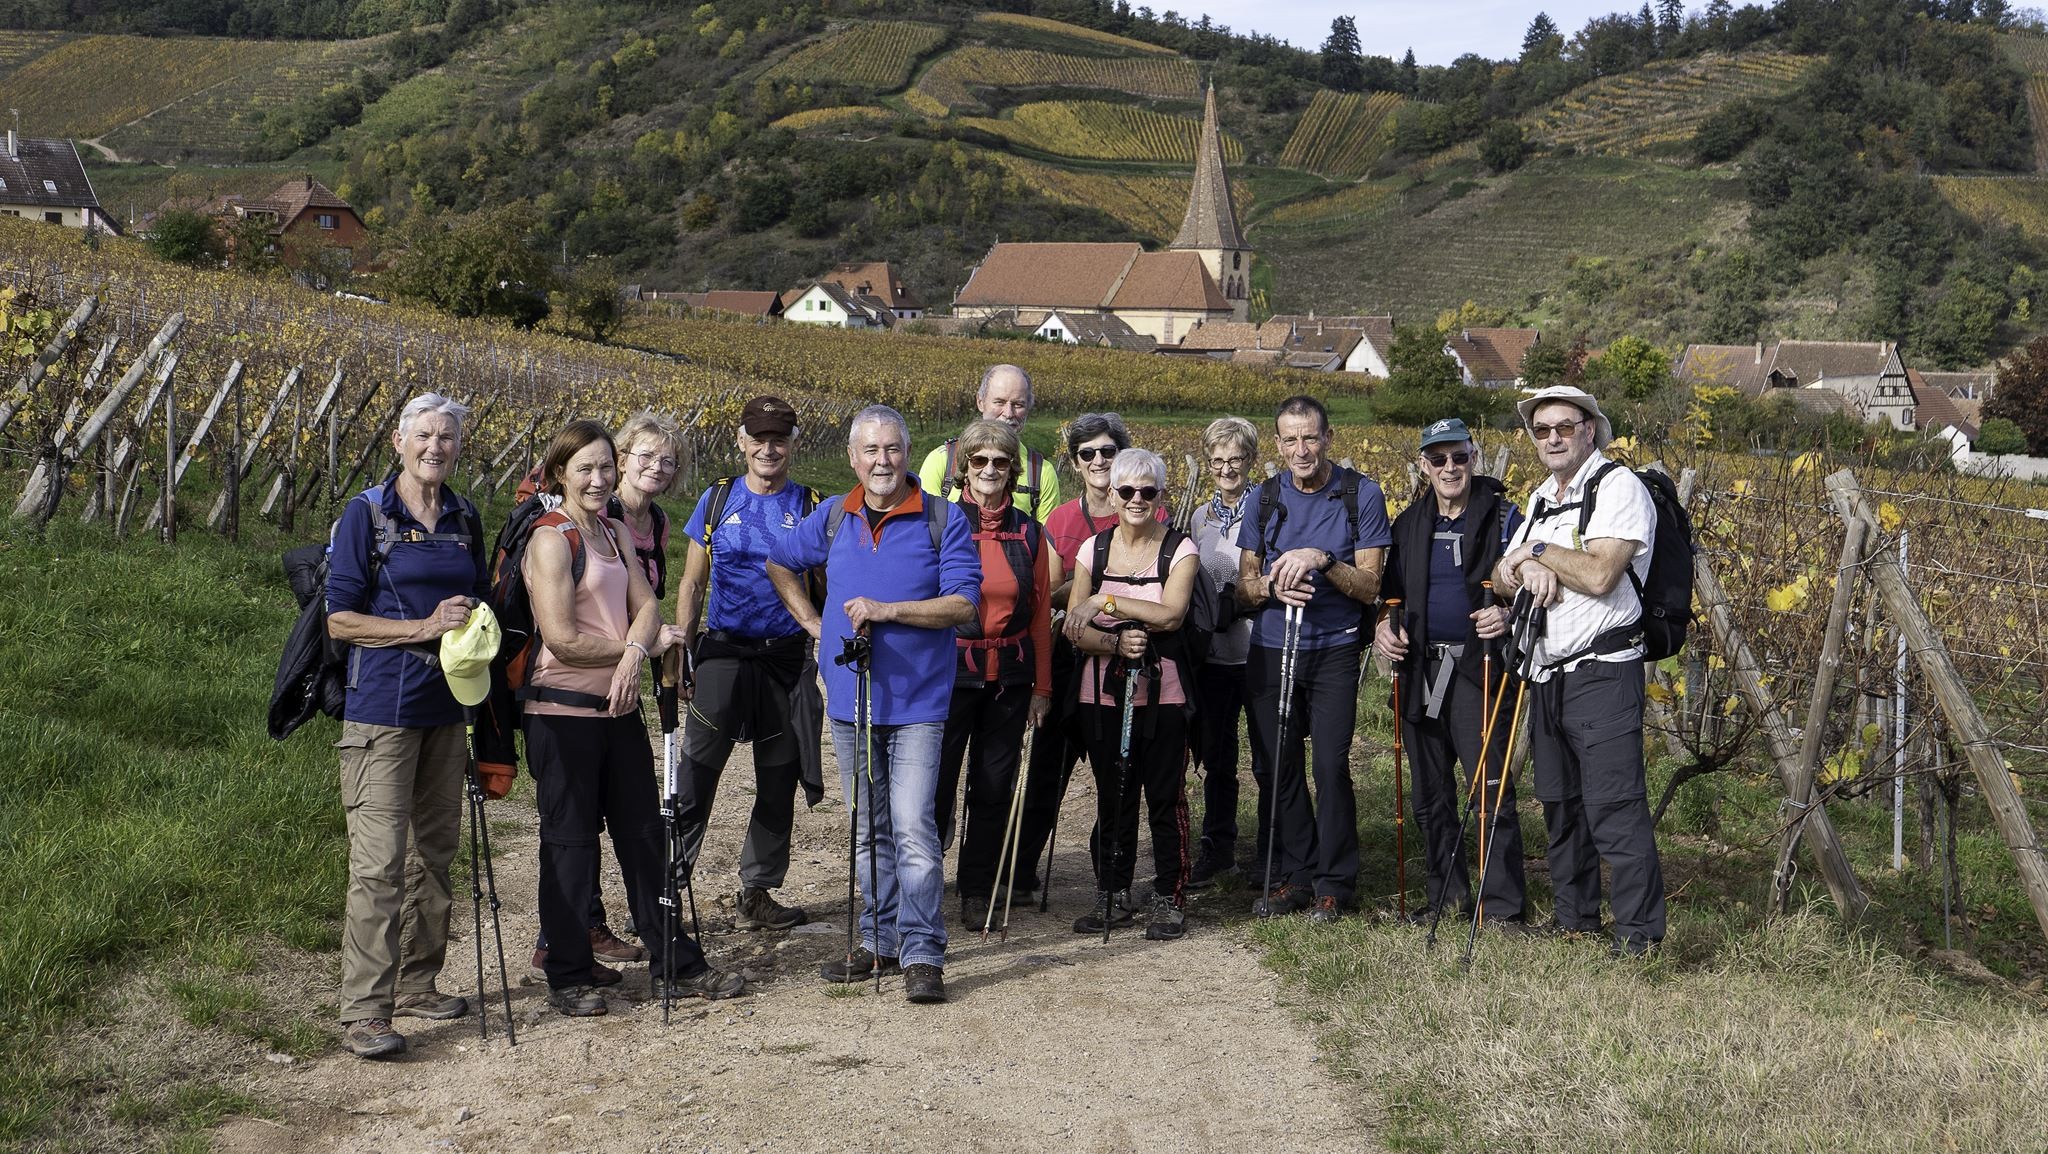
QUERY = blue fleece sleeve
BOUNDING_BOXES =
[770,501,831,571]
[325,496,375,616]
[937,503,983,608]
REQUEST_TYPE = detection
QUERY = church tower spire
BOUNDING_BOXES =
[1171,82,1251,319]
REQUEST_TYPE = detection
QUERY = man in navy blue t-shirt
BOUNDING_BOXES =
[1375,418,1526,929]
[1237,395,1391,922]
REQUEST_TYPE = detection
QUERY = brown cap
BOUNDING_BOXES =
[741,395,798,437]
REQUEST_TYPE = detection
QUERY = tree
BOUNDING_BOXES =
[1704,0,1732,41]
[1320,16,1364,92]
[1479,120,1528,173]
[1975,417,2027,455]
[563,260,623,342]
[1520,335,1586,387]
[1986,336,2048,453]
[1374,324,1509,427]
[387,200,554,325]
[1400,48,1418,94]
[1584,334,1672,400]
[1522,12,1560,57]
[146,210,221,266]
[1656,0,1684,50]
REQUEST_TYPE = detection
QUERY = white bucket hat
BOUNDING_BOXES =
[1516,385,1613,449]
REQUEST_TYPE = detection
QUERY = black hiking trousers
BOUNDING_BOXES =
[936,681,1034,900]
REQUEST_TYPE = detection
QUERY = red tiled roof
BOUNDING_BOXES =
[955,242,1144,309]
[1907,369,1972,435]
[1767,340,1895,385]
[1446,327,1540,384]
[254,176,354,231]
[679,291,783,316]
[823,261,922,310]
[1677,343,1772,395]
[1106,250,1229,312]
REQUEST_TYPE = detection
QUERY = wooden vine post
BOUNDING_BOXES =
[1774,514,1870,913]
[1825,469,2048,946]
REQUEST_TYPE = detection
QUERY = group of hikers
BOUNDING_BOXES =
[321,363,1669,1060]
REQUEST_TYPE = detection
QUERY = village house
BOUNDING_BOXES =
[952,85,1249,343]
[782,261,923,328]
[671,290,784,318]
[1444,327,1541,388]
[1032,309,1156,352]
[1266,314,1393,376]
[210,176,367,273]
[0,131,117,233]
[1677,339,1989,440]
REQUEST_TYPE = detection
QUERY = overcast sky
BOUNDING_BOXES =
[1180,1,1635,65]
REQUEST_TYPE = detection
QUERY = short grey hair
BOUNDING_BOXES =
[978,363,1033,403]
[1109,448,1166,491]
[1065,411,1131,458]
[848,404,909,450]
[1202,415,1258,459]
[398,393,469,438]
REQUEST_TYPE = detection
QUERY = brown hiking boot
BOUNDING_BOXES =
[736,887,808,931]
[530,947,622,986]
[392,990,468,1020]
[341,1018,406,1059]
[589,924,647,963]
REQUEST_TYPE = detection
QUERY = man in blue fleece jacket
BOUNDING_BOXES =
[768,404,980,1004]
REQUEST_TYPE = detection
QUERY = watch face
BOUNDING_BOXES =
[1532,542,1547,557]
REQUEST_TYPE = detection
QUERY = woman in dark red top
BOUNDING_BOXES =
[935,420,1058,928]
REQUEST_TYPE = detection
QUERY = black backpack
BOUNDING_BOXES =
[1087,526,1217,676]
[1532,461,1695,663]
[268,483,484,740]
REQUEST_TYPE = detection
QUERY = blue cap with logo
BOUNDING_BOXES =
[1419,418,1472,451]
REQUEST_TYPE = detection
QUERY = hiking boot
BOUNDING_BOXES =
[903,963,947,1004]
[590,923,647,963]
[1187,854,1236,890]
[1252,884,1313,919]
[547,985,607,1017]
[961,893,993,930]
[1144,892,1186,941]
[1610,936,1662,960]
[819,948,900,983]
[1072,890,1138,934]
[659,966,746,1001]
[392,990,468,1020]
[1490,916,1537,937]
[1307,895,1343,925]
[736,887,809,931]
[341,1018,406,1059]
[530,947,622,987]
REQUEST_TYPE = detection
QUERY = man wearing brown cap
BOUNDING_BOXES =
[670,395,824,932]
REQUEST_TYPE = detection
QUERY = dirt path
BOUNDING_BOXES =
[215,738,1377,1154]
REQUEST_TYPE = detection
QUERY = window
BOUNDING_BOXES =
[316,213,337,230]
[42,180,57,194]
[0,177,8,190]
[1232,251,1242,269]
[43,211,61,224]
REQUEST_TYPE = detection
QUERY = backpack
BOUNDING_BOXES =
[1087,526,1217,677]
[1530,461,1695,664]
[956,504,1044,682]
[698,475,825,610]
[268,483,483,741]
[516,463,670,597]
[824,491,949,552]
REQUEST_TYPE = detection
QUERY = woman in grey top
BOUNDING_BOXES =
[1188,416,1265,887]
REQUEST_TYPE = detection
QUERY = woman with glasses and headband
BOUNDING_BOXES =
[1187,416,1264,889]
[1062,448,1200,940]
[934,420,1059,928]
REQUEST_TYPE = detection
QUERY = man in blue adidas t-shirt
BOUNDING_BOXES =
[672,395,820,932]
[1237,395,1392,923]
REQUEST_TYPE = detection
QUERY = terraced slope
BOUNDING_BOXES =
[1932,175,2048,241]
[972,13,1176,55]
[1279,90,1404,178]
[99,36,388,162]
[984,151,1205,239]
[1522,50,1820,157]
[0,30,69,81]
[764,21,948,90]
[770,105,897,132]
[911,45,1198,114]
[0,35,292,139]
[962,100,1242,164]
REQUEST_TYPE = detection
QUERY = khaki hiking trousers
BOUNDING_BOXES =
[335,720,466,1023]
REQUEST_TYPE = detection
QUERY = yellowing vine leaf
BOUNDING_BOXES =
[1879,501,1903,533]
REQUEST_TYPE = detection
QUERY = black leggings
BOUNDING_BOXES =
[937,682,1035,900]
[1078,702,1190,903]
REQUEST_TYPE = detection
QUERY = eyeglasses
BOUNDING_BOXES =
[1075,445,1119,463]
[967,454,1012,472]
[1114,485,1160,502]
[1209,455,1248,471]
[628,450,678,471]
[1530,420,1583,441]
[1422,449,1474,468]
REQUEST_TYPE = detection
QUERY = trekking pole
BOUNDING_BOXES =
[1259,603,1304,917]
[1428,592,1524,950]
[656,652,683,1027]
[1104,654,1143,943]
[985,722,1032,942]
[833,634,874,989]
[1387,598,1406,920]
[462,708,516,1045]
[1464,604,1544,970]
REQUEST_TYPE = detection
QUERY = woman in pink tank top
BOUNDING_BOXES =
[519,420,744,1016]
[1060,447,1200,943]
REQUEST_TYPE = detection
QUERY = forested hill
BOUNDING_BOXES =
[10,0,2048,365]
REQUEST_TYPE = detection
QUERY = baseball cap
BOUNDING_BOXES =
[1419,418,1472,451]
[439,602,501,707]
[741,395,798,438]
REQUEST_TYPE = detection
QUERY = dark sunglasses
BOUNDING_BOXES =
[967,454,1012,471]
[1530,420,1583,441]
[1075,445,1119,463]
[1114,485,1160,502]
[1422,449,1474,468]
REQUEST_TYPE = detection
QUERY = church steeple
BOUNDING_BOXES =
[1171,82,1251,318]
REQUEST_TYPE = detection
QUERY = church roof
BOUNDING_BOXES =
[1170,84,1244,253]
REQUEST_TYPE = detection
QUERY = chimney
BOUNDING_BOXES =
[1754,342,1763,363]
[4,129,13,158]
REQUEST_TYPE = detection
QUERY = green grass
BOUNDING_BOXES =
[0,517,346,1145]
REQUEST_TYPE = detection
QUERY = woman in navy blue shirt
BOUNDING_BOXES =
[324,392,488,1060]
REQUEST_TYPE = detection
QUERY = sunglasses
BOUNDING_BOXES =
[1530,420,1584,441]
[1422,449,1474,468]
[1075,445,1119,463]
[968,454,1012,471]
[1114,485,1160,502]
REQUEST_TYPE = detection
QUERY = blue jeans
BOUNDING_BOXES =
[831,719,947,969]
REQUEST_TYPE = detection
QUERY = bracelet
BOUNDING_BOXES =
[624,640,650,660]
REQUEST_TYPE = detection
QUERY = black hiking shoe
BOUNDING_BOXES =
[1252,884,1313,919]
[659,966,746,1000]
[392,990,468,1020]
[530,947,622,987]
[1187,854,1236,890]
[341,1018,406,1059]
[547,985,607,1017]
[736,887,808,931]
[961,893,992,930]
[903,963,947,1003]
[1144,892,1186,941]
[1306,895,1342,925]
[1072,890,1137,934]
[819,948,900,983]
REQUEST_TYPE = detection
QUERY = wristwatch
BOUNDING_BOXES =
[1317,549,1336,573]
[1530,542,1548,559]
[1103,594,1119,618]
